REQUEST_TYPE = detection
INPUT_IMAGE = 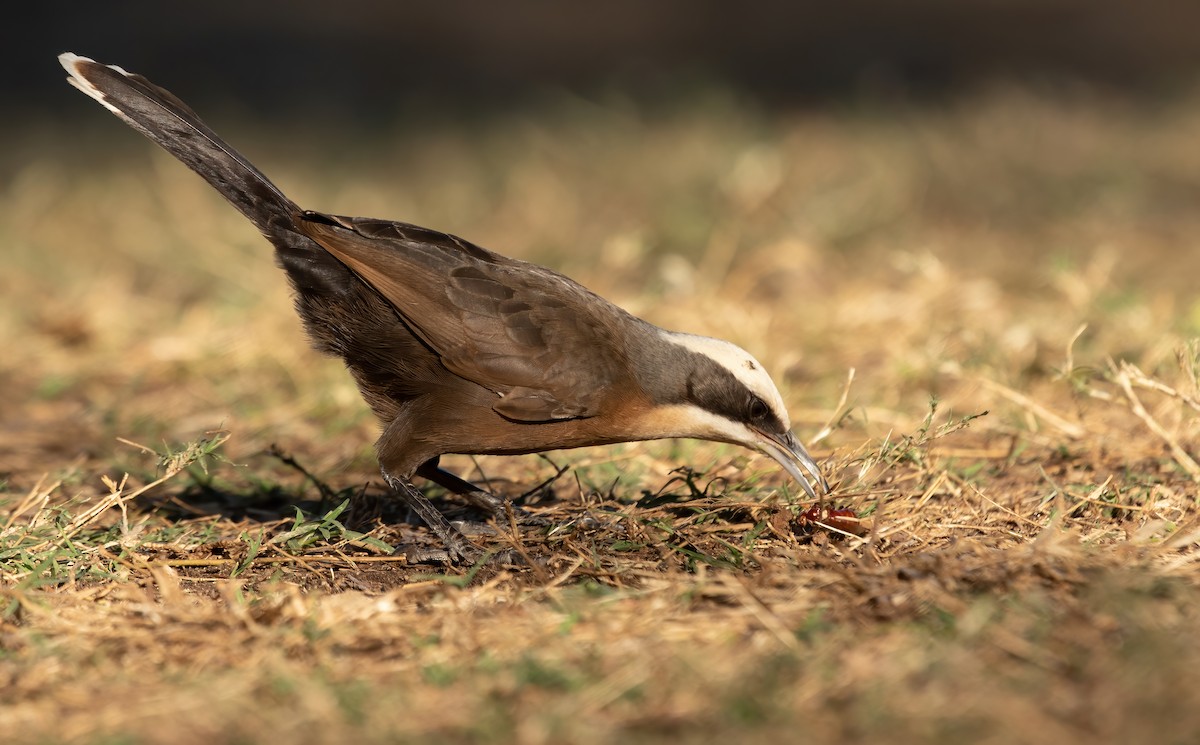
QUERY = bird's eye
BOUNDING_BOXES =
[748,397,769,421]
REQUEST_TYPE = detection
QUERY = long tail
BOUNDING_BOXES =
[59,52,347,294]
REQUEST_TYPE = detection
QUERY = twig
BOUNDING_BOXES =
[24,435,227,554]
[503,502,548,583]
[977,377,1086,439]
[1063,323,1088,376]
[2,476,60,532]
[811,366,855,445]
[137,555,415,568]
[519,455,573,501]
[1113,365,1200,481]
[1119,360,1200,415]
[267,444,339,502]
[1062,475,1128,516]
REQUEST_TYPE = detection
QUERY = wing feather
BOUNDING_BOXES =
[296,212,634,421]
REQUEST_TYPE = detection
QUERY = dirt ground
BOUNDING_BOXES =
[3,81,1200,743]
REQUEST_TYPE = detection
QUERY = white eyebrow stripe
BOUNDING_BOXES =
[659,330,791,430]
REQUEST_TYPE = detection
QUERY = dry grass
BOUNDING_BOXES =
[4,82,1200,743]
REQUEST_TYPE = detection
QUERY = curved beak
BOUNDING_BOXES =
[753,429,829,501]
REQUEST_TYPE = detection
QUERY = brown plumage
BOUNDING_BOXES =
[60,53,827,563]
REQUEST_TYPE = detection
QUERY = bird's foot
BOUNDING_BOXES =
[392,537,524,567]
[460,488,551,527]
[383,465,543,567]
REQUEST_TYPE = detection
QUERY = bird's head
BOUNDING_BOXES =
[634,331,828,500]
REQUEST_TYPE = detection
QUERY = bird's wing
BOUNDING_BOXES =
[296,212,632,422]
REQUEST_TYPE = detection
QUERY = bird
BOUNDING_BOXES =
[59,52,828,563]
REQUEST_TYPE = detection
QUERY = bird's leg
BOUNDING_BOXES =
[415,458,549,526]
[380,467,481,564]
[416,458,506,517]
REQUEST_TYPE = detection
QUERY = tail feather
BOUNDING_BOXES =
[60,52,352,295]
[60,53,296,235]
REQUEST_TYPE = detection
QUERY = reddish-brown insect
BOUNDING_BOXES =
[793,505,864,536]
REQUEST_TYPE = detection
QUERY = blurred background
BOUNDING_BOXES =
[10,0,1200,280]
[7,0,1200,113]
